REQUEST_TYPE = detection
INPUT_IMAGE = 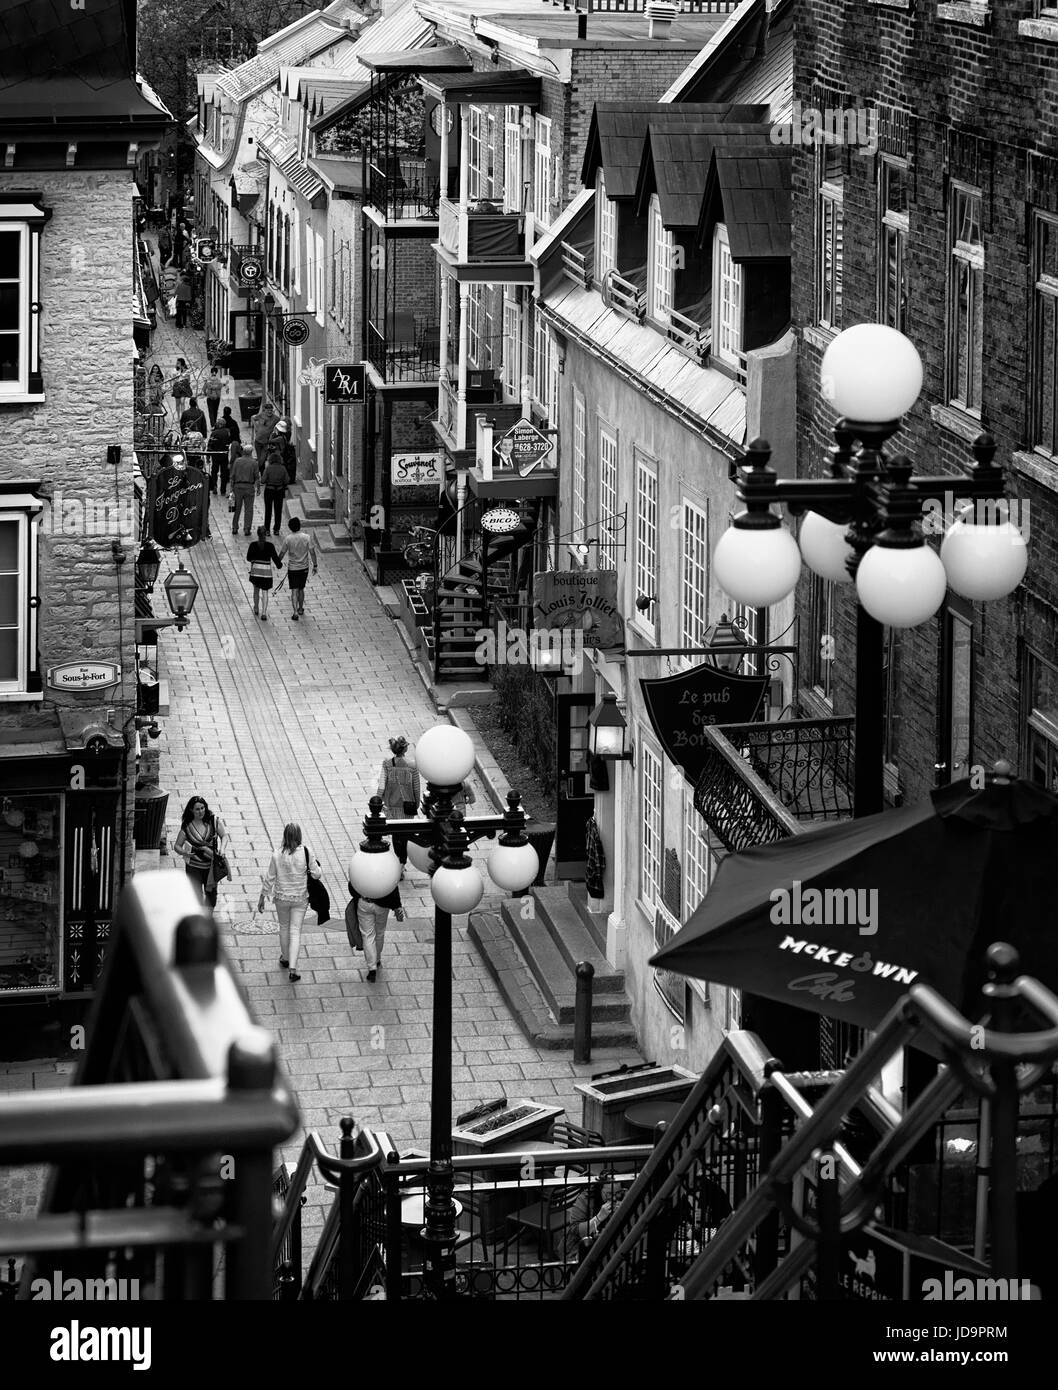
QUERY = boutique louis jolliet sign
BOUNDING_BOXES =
[533,570,622,649]
[640,662,770,785]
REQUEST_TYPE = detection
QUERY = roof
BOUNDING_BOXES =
[0,0,132,84]
[473,10,732,48]
[232,160,266,195]
[582,104,767,199]
[635,121,774,224]
[662,0,795,123]
[308,154,364,193]
[0,75,168,124]
[538,280,746,449]
[357,44,471,73]
[213,1,366,105]
[423,69,542,108]
[283,70,367,118]
[700,147,791,260]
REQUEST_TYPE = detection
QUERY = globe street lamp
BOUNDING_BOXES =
[713,324,1027,817]
[347,724,538,1299]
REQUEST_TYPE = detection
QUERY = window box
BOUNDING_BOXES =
[936,2,989,25]
[1020,18,1058,41]
[451,1098,564,1155]
[574,1064,697,1144]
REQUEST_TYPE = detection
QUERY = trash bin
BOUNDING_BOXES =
[510,822,555,893]
[134,784,169,850]
[240,394,262,422]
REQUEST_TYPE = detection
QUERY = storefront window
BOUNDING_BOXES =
[0,793,61,992]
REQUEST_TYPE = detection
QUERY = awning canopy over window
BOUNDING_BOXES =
[422,69,542,109]
[357,44,471,74]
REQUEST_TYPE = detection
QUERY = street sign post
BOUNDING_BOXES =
[495,418,554,476]
[324,362,367,405]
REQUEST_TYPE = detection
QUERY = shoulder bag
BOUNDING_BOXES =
[305,847,331,923]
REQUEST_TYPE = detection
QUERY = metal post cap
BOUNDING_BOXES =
[174,912,218,967]
[227,1027,277,1090]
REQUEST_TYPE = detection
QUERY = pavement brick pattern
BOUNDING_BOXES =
[0,299,640,1248]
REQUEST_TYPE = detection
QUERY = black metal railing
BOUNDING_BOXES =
[366,319,441,383]
[720,718,855,824]
[552,0,739,9]
[367,160,438,221]
[1,872,300,1300]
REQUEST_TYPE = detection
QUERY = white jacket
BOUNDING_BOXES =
[262,846,322,904]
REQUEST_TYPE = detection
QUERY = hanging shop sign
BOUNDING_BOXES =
[391,451,443,486]
[533,570,623,649]
[480,506,521,534]
[239,254,263,284]
[639,662,769,786]
[297,357,327,390]
[324,361,367,405]
[146,458,210,547]
[46,662,121,693]
[495,419,554,476]
[282,318,310,347]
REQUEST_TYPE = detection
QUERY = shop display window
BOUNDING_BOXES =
[0,793,61,992]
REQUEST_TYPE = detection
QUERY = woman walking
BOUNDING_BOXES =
[258,823,323,983]
[347,880,404,983]
[147,363,164,411]
[173,795,230,910]
[246,525,282,619]
[376,736,421,878]
[261,445,289,536]
[171,358,191,419]
[278,517,318,620]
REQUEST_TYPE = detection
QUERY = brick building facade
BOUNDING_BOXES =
[792,1,1058,803]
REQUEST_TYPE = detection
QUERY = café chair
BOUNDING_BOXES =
[550,1119,605,1159]
[501,1176,595,1264]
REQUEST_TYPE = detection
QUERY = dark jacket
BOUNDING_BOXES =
[348,885,402,912]
[207,426,230,455]
[180,407,207,434]
[220,413,241,442]
[246,540,280,567]
[261,460,288,490]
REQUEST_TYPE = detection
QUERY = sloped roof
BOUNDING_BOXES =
[423,69,541,108]
[635,122,774,225]
[213,2,365,105]
[582,104,768,200]
[330,2,437,73]
[700,146,792,260]
[0,76,167,123]
[662,0,794,123]
[357,44,470,73]
[0,0,131,85]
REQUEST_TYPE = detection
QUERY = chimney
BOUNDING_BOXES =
[646,1,679,40]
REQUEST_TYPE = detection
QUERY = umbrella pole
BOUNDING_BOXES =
[974,1097,991,1263]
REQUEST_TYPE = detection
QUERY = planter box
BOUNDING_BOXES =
[575,1065,697,1144]
[451,1099,564,1156]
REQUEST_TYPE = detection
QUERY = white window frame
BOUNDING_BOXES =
[501,293,520,397]
[468,106,486,201]
[304,227,316,312]
[681,499,709,651]
[468,284,484,367]
[634,453,658,640]
[1032,210,1058,458]
[598,422,619,570]
[0,205,47,403]
[532,312,548,406]
[503,105,523,214]
[315,231,325,327]
[308,374,319,452]
[947,181,984,415]
[534,115,552,229]
[596,170,617,281]
[571,389,586,541]
[647,194,674,325]
[683,787,722,1007]
[639,737,664,912]
[817,145,844,330]
[545,328,560,429]
[0,502,42,700]
[292,346,303,427]
[712,223,742,367]
[879,157,909,333]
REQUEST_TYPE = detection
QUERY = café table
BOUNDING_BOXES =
[623,1099,683,1140]
[399,1193,463,1228]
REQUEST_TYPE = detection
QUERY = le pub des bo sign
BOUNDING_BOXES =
[640,662,770,786]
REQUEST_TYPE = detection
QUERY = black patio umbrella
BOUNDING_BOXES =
[651,765,1058,1035]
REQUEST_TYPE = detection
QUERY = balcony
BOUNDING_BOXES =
[666,307,709,363]
[366,158,439,225]
[366,315,441,385]
[602,269,646,322]
[435,375,527,456]
[694,718,855,854]
[437,198,531,281]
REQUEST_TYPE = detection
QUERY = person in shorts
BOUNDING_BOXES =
[277,517,318,620]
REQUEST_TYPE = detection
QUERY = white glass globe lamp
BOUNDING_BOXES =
[820,325,923,423]
[799,512,855,584]
[855,541,948,627]
[415,725,476,787]
[431,863,485,914]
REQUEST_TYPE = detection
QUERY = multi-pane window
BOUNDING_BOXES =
[640,740,663,909]
[883,629,901,770]
[292,210,301,292]
[598,424,619,570]
[571,389,586,540]
[0,508,40,696]
[503,106,522,213]
[647,195,674,323]
[468,107,491,201]
[545,329,560,429]
[808,574,835,701]
[712,223,741,366]
[482,286,495,370]
[1032,212,1058,457]
[596,171,616,281]
[304,229,316,311]
[1025,650,1058,793]
[532,312,548,404]
[315,232,325,325]
[940,603,973,784]
[681,500,709,649]
[534,115,552,227]
[948,184,984,413]
[501,294,520,396]
[468,284,484,366]
[879,159,909,332]
[0,204,46,400]
[634,455,658,636]
[268,204,275,278]
[817,140,844,329]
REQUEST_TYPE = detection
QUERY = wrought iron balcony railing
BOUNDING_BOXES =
[367,159,438,222]
[366,319,441,383]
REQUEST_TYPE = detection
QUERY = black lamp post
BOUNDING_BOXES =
[136,539,162,592]
[348,726,539,1300]
[713,324,1027,818]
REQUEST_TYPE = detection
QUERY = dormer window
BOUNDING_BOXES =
[711,223,742,367]
[647,194,674,324]
[596,170,616,281]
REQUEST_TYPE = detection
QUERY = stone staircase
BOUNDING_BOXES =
[284,480,352,552]
[469,883,637,1051]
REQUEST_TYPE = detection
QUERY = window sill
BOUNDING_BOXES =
[0,690,44,703]
[868,0,911,6]
[0,393,46,407]
[802,324,838,352]
[930,402,984,444]
[629,617,656,646]
[1011,449,1058,491]
[799,686,834,719]
[1019,17,1058,40]
[936,2,989,25]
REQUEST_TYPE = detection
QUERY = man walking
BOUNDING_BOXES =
[251,400,280,465]
[207,419,231,496]
[260,447,289,536]
[203,367,224,427]
[179,396,207,437]
[220,405,241,445]
[230,445,259,536]
[270,418,298,485]
[174,273,192,328]
[277,516,318,619]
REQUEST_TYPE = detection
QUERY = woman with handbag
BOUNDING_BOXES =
[173,795,230,910]
[347,880,404,984]
[246,525,282,620]
[376,736,421,879]
[258,823,323,983]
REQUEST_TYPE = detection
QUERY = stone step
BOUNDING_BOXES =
[469,912,640,1051]
[501,900,631,1027]
[566,880,610,958]
[283,496,331,529]
[530,887,624,995]
[434,664,488,680]
[299,481,335,518]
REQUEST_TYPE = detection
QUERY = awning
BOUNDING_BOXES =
[423,69,542,109]
[358,44,471,73]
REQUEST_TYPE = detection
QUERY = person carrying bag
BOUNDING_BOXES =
[377,736,420,878]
